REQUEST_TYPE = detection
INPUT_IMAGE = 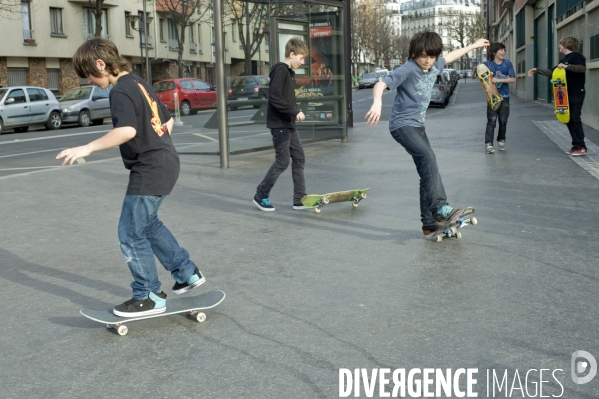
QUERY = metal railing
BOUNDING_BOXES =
[23,29,33,39]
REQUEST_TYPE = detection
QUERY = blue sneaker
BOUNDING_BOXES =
[253,195,275,211]
[113,291,167,317]
[172,267,206,295]
[435,205,474,224]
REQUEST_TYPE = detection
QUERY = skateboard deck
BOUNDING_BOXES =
[551,68,569,123]
[476,64,502,111]
[80,290,225,336]
[428,207,476,242]
[301,188,369,213]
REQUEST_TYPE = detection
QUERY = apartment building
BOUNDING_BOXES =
[0,0,269,94]
[400,0,481,68]
[487,0,598,129]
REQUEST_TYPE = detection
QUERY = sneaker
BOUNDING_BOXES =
[172,267,206,295]
[569,147,587,157]
[565,147,574,155]
[497,140,505,151]
[422,225,438,237]
[486,143,495,154]
[253,195,275,211]
[293,203,315,210]
[113,291,167,317]
[434,205,475,224]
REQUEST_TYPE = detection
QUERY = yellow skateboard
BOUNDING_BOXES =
[301,188,369,213]
[551,68,570,124]
[475,64,502,111]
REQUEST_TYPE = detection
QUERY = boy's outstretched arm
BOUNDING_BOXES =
[445,39,490,64]
[56,126,136,166]
[365,81,388,126]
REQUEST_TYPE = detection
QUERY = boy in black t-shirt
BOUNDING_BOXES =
[527,36,587,156]
[57,39,205,317]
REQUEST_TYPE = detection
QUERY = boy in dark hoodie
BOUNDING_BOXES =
[253,37,310,211]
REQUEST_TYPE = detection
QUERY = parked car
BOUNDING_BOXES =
[60,85,110,127]
[0,86,62,134]
[358,72,379,89]
[429,72,451,108]
[227,75,270,111]
[152,78,217,116]
[444,69,459,93]
[375,68,389,78]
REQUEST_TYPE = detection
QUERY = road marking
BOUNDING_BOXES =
[191,133,218,142]
[0,129,108,145]
[0,166,63,171]
[0,147,67,159]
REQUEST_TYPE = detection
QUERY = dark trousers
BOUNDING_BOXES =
[567,94,586,149]
[485,97,510,144]
[256,128,306,204]
[391,126,448,230]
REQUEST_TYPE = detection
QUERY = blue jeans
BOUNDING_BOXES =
[118,195,197,300]
[390,126,448,229]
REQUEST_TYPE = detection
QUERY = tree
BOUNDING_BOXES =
[157,0,207,77]
[88,0,106,38]
[225,0,268,76]
[0,0,22,19]
[466,14,487,65]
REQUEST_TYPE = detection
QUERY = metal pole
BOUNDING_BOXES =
[213,0,229,168]
[343,0,353,129]
[139,15,144,81]
[143,0,151,84]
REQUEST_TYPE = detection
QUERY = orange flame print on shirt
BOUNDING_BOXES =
[137,82,165,136]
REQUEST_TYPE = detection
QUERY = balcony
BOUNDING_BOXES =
[140,34,153,48]
[502,0,514,8]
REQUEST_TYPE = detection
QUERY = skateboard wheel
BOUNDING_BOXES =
[117,325,128,336]
[314,207,321,213]
[360,193,367,199]
[455,232,462,239]
[435,236,442,242]
[322,197,330,205]
[196,312,206,323]
[352,202,358,208]
[450,226,457,235]
[471,217,477,225]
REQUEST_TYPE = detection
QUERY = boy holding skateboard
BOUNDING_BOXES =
[527,36,587,156]
[253,37,311,211]
[365,31,489,237]
[57,39,205,317]
[473,43,515,154]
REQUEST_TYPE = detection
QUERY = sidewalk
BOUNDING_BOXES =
[1,82,598,398]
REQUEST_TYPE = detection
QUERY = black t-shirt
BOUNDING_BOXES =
[557,52,586,97]
[110,74,179,195]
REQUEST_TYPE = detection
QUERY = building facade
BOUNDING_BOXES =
[487,0,598,129]
[0,0,269,94]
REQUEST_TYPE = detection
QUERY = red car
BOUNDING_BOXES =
[152,78,217,116]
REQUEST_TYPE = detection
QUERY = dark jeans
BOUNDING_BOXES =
[256,128,306,204]
[485,97,510,144]
[118,195,198,300]
[391,126,448,230]
[567,94,586,149]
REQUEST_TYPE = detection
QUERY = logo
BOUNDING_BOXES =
[571,351,597,384]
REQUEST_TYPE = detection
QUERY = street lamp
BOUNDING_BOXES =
[126,11,153,83]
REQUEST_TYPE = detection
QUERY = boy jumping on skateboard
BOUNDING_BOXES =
[365,31,489,237]
[253,37,311,211]
[57,39,205,317]
[527,36,587,156]
[473,42,515,154]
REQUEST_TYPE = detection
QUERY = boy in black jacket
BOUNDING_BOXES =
[253,37,310,211]
[57,39,205,317]
[527,36,587,156]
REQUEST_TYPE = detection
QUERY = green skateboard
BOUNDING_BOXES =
[301,188,369,213]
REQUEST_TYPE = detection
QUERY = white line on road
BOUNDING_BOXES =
[0,129,108,145]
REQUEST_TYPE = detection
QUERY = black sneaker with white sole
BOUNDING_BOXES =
[293,203,315,210]
[253,195,275,211]
[172,267,206,295]
[113,291,167,317]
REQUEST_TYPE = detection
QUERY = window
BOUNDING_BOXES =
[47,69,59,91]
[50,8,63,35]
[125,12,132,36]
[232,21,237,42]
[26,88,48,102]
[8,68,27,86]
[83,7,109,40]
[516,10,525,48]
[180,80,193,90]
[7,89,27,104]
[192,79,210,90]
[159,19,165,42]
[22,1,32,39]
[168,19,178,50]
[591,34,599,61]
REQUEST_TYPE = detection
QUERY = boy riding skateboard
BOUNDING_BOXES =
[365,32,489,237]
[527,36,587,156]
[253,37,312,211]
[57,39,206,317]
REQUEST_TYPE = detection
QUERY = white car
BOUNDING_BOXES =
[0,86,62,134]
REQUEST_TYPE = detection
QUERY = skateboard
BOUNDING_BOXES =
[80,290,225,336]
[301,188,369,213]
[475,64,502,111]
[551,68,570,123]
[429,217,478,242]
